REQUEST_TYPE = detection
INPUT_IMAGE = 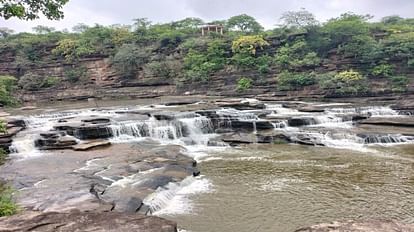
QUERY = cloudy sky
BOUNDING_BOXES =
[1,0,414,32]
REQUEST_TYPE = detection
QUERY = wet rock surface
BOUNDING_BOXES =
[295,220,414,232]
[0,119,26,152]
[0,143,198,214]
[0,210,178,232]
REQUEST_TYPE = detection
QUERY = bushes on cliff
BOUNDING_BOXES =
[64,66,88,83]
[318,70,368,95]
[112,44,151,79]
[144,57,183,79]
[390,75,409,92]
[274,39,320,70]
[183,39,227,81]
[231,35,271,71]
[0,76,17,106]
[371,63,395,78]
[277,71,316,90]
[18,73,60,90]
[237,77,252,91]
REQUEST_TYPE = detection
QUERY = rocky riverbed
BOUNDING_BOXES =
[1,97,414,231]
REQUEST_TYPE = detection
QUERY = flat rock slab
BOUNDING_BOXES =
[295,220,414,232]
[360,117,414,127]
[73,140,111,151]
[0,210,177,232]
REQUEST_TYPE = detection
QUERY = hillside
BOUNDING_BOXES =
[0,12,413,103]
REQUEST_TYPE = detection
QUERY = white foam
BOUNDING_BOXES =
[145,176,212,216]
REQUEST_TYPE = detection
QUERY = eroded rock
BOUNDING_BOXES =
[0,210,178,232]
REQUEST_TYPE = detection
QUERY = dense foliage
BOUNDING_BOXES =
[0,10,413,97]
[0,183,17,217]
[0,0,69,20]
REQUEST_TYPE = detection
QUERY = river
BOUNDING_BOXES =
[3,98,414,232]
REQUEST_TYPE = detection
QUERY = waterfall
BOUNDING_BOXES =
[361,134,414,144]
[109,115,215,145]
[326,106,399,116]
[144,176,212,215]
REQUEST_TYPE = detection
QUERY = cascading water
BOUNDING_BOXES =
[109,115,215,146]
[326,106,399,116]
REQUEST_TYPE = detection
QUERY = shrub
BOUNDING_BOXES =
[275,39,320,70]
[0,76,17,106]
[334,70,364,83]
[144,58,183,79]
[318,70,368,95]
[371,63,394,77]
[64,66,88,83]
[41,77,59,88]
[0,184,17,217]
[0,121,6,134]
[256,55,273,74]
[18,73,43,90]
[277,71,316,90]
[231,35,269,55]
[237,77,252,91]
[112,44,151,79]
[390,75,409,92]
[408,59,414,69]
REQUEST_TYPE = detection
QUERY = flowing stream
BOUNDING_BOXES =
[5,100,414,231]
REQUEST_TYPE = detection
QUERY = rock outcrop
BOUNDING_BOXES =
[0,210,178,232]
[0,119,26,153]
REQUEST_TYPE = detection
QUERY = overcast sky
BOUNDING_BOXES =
[1,0,414,32]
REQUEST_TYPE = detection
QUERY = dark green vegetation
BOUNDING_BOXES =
[0,182,17,217]
[0,0,69,20]
[0,11,413,104]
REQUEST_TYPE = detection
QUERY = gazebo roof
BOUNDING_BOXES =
[200,24,224,29]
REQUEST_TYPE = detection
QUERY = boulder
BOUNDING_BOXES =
[256,131,290,144]
[290,133,325,146]
[0,210,178,232]
[295,219,414,232]
[74,125,113,140]
[35,132,78,150]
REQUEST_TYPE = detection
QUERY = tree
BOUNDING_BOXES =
[32,25,55,34]
[280,8,319,30]
[72,23,89,33]
[0,0,69,20]
[0,27,13,38]
[381,15,404,25]
[227,14,263,33]
[0,76,17,106]
[172,17,204,29]
[323,13,372,48]
[275,39,320,69]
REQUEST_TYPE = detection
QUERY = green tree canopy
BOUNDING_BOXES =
[0,0,69,20]
[227,14,264,33]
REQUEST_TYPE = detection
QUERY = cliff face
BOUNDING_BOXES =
[0,41,413,103]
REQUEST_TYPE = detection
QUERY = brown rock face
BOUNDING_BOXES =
[295,220,414,232]
[0,210,178,232]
